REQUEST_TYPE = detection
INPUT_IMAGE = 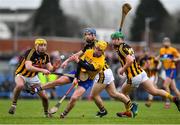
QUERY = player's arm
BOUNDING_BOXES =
[121,55,134,73]
[118,45,134,75]
[173,49,180,62]
[72,54,97,78]
[46,61,60,72]
[25,61,50,75]
[61,50,83,68]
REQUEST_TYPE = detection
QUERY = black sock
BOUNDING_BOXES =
[62,110,68,116]
[100,107,106,112]
[12,101,17,106]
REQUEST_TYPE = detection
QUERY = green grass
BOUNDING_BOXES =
[0,99,180,124]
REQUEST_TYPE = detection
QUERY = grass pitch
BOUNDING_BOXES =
[0,99,180,124]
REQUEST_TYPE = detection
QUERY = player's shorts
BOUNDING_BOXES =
[165,68,176,79]
[127,70,149,88]
[94,68,114,85]
[68,70,93,90]
[16,74,41,90]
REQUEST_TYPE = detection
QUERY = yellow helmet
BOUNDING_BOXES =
[95,40,107,51]
[35,38,47,45]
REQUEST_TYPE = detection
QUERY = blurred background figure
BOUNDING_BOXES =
[159,37,180,109]
[139,48,160,107]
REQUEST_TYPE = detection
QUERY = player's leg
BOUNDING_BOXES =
[163,70,173,108]
[50,87,57,99]
[106,81,133,111]
[145,76,157,107]
[117,82,138,118]
[38,90,51,118]
[170,80,180,98]
[120,82,133,98]
[41,76,71,90]
[142,79,180,111]
[60,86,86,118]
[8,75,25,114]
[90,83,107,117]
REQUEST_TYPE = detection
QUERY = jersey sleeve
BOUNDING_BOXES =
[25,49,35,61]
[173,48,180,58]
[119,44,135,57]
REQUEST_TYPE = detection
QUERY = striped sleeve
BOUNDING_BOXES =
[119,44,129,57]
[26,49,35,61]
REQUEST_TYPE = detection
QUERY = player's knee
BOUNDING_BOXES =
[109,91,117,98]
[40,94,48,101]
[39,93,48,101]
[16,83,24,90]
[163,84,168,90]
[91,95,98,100]
[91,92,98,98]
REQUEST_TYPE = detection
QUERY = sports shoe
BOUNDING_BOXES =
[130,102,138,118]
[116,111,132,117]
[60,112,66,119]
[44,112,52,118]
[96,109,108,118]
[173,97,180,111]
[8,105,16,114]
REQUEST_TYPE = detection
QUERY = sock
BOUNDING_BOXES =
[100,107,106,112]
[165,93,174,101]
[125,100,132,112]
[44,111,48,115]
[12,101,17,106]
[62,110,68,116]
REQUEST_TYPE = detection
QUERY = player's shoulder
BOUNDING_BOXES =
[170,47,178,51]
[44,52,50,57]
[159,47,165,52]
[24,48,35,56]
[85,49,94,53]
[120,42,131,49]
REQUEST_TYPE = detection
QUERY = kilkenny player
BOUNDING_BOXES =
[139,50,160,107]
[110,31,180,116]
[8,38,60,117]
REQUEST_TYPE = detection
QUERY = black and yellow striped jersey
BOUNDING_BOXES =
[114,43,143,80]
[15,48,50,77]
[139,55,159,77]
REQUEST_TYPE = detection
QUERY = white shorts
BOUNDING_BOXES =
[129,71,149,88]
[94,68,114,85]
[16,74,41,87]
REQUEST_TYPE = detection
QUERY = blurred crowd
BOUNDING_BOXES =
[0,49,180,99]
